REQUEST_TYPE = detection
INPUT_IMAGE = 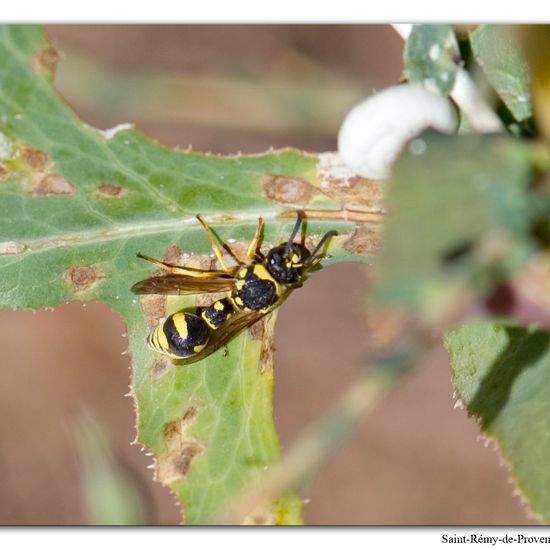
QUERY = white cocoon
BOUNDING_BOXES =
[338,83,458,179]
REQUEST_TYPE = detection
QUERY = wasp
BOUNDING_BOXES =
[131,211,337,364]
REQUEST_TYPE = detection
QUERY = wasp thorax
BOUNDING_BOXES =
[266,243,310,284]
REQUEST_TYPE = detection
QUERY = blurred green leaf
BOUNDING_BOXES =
[445,321,550,523]
[75,413,145,525]
[470,25,532,122]
[404,24,459,95]
[372,132,534,310]
[0,25,380,524]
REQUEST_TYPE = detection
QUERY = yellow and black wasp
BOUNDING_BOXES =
[131,211,337,364]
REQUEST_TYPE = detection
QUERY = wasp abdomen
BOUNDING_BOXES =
[148,311,210,359]
[200,298,234,329]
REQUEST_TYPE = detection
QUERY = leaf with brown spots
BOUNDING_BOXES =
[64,265,105,294]
[33,174,76,196]
[21,146,49,170]
[0,25,383,525]
[96,183,126,198]
[263,175,318,205]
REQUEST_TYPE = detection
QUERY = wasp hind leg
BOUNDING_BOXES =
[136,252,229,278]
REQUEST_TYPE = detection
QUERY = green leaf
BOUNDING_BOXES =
[444,320,550,523]
[372,132,533,310]
[470,25,532,122]
[404,24,459,95]
[0,25,381,524]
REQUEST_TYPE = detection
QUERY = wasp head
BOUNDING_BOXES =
[266,243,310,284]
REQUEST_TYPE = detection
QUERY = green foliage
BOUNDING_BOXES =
[371,132,534,310]
[404,24,459,95]
[0,25,378,524]
[393,23,550,523]
[3,21,550,526]
[470,25,532,122]
[445,321,550,522]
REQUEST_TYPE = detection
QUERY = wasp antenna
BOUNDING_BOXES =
[283,210,305,257]
[303,230,338,267]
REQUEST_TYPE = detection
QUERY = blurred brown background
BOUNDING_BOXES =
[0,25,535,525]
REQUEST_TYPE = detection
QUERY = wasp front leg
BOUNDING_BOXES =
[246,216,265,261]
[196,214,244,272]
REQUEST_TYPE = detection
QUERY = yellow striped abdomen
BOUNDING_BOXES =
[147,310,210,359]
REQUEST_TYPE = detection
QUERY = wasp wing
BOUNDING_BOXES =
[175,309,266,365]
[131,274,235,295]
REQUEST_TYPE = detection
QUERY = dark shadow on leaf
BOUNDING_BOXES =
[467,326,550,429]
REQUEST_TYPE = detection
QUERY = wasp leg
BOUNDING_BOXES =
[196,214,243,272]
[246,217,264,260]
[136,253,231,278]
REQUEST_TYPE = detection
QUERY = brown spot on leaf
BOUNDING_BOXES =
[249,315,268,341]
[157,407,204,484]
[152,358,171,379]
[21,146,49,170]
[317,152,385,210]
[163,407,198,440]
[260,313,278,373]
[33,174,75,196]
[64,265,105,293]
[322,176,385,210]
[224,239,250,265]
[260,340,276,372]
[343,224,381,255]
[181,406,198,424]
[163,420,179,440]
[162,244,185,264]
[33,46,59,76]
[173,443,204,477]
[248,312,277,374]
[264,175,317,205]
[141,295,166,328]
[0,163,8,181]
[96,183,125,198]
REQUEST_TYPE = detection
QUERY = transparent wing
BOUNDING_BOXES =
[175,309,266,365]
[175,287,296,365]
[131,274,235,295]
